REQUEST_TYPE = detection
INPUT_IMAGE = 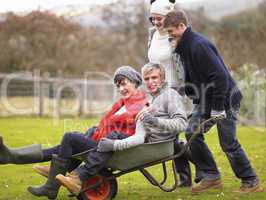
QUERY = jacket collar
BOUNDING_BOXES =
[122,89,147,106]
[175,26,192,54]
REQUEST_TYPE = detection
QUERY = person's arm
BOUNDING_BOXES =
[148,27,156,49]
[193,41,229,111]
[113,120,146,151]
[156,90,187,133]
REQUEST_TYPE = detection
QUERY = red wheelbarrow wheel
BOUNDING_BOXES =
[77,175,118,200]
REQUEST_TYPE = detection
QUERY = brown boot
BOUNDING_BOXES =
[56,171,82,195]
[191,179,223,194]
[33,165,50,178]
[234,183,264,194]
[33,164,74,178]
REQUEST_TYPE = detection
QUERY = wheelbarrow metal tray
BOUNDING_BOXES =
[106,139,174,171]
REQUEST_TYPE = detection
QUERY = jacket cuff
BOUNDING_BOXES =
[156,118,165,129]
[212,98,225,111]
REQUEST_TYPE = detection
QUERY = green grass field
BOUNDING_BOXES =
[0,117,265,200]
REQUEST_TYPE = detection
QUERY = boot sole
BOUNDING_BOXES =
[27,186,56,200]
[192,183,223,194]
[33,166,49,178]
[33,166,72,178]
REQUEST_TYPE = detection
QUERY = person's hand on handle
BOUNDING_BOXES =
[211,110,226,119]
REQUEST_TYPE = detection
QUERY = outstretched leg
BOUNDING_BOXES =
[0,136,43,164]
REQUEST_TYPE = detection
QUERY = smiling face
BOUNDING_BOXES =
[150,13,166,32]
[116,78,138,99]
[143,68,163,95]
[165,24,186,47]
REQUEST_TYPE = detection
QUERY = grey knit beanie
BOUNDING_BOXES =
[114,66,142,87]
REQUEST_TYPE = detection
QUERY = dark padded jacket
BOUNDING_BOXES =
[174,27,242,116]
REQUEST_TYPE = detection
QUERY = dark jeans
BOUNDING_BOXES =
[77,131,128,182]
[186,104,258,185]
[42,127,97,172]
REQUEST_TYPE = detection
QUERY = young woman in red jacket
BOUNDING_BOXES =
[0,66,147,199]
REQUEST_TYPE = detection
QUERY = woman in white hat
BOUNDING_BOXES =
[148,0,183,93]
[148,0,202,187]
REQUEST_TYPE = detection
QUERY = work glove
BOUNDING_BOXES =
[211,110,226,119]
[97,138,115,152]
[143,113,159,126]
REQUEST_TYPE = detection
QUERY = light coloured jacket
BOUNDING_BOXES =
[148,27,185,89]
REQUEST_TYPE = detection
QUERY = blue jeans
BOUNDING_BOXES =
[42,127,98,172]
[77,131,128,182]
[186,104,258,185]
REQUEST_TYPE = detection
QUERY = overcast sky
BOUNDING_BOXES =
[0,0,201,13]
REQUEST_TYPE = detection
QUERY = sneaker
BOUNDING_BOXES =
[234,183,264,194]
[191,179,223,194]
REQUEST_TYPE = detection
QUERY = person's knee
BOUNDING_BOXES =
[220,141,241,153]
[174,139,183,152]
[62,132,75,144]
[185,125,197,135]
[186,118,202,136]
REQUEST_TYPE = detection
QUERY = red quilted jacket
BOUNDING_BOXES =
[91,90,147,141]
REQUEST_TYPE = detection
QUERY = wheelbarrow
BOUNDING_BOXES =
[70,115,224,200]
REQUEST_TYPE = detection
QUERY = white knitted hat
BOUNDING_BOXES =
[150,0,175,16]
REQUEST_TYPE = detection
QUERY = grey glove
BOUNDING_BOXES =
[211,110,226,118]
[97,138,115,152]
[143,113,158,126]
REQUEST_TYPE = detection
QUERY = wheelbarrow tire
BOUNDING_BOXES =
[76,175,118,200]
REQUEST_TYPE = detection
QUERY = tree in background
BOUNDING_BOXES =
[213,0,266,70]
[0,11,83,76]
[0,0,265,76]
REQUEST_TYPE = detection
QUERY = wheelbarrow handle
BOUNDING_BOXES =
[173,114,225,159]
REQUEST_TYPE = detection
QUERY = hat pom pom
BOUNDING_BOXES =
[151,0,175,4]
[150,0,156,4]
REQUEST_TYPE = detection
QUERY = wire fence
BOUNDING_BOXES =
[0,71,116,118]
[0,66,265,127]
[232,65,266,127]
